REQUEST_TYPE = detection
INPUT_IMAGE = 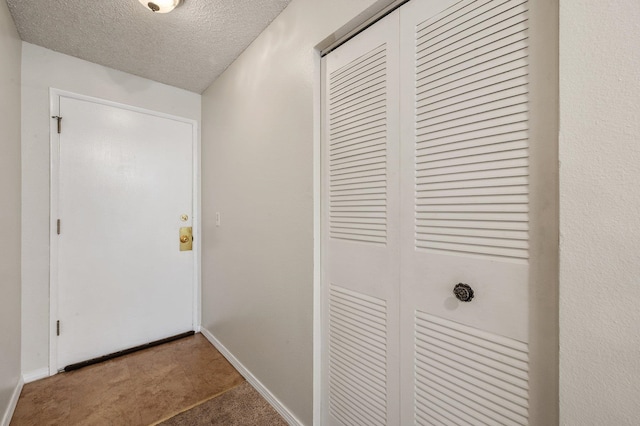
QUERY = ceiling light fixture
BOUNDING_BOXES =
[138,0,183,13]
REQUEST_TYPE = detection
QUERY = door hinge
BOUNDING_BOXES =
[56,320,60,336]
[57,219,61,235]
[51,115,62,133]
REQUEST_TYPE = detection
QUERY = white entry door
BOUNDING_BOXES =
[53,93,196,370]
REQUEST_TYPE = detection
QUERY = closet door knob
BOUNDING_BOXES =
[453,283,474,302]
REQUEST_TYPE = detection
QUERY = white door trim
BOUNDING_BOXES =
[312,49,323,426]
[48,88,201,376]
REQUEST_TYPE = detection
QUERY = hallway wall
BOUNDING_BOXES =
[559,0,640,423]
[0,0,22,422]
[21,42,201,376]
[200,0,381,424]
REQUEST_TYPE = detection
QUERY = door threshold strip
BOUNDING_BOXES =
[63,330,195,372]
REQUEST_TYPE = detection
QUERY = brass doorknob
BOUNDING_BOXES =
[180,235,190,243]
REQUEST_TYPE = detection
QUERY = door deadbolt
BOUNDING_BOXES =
[179,227,193,251]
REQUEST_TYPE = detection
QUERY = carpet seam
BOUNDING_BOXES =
[149,379,247,426]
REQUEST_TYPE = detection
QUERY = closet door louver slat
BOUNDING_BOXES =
[414,0,530,262]
[414,312,529,426]
[329,285,388,426]
[328,43,389,245]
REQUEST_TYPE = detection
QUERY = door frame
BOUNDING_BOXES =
[313,1,560,424]
[48,88,201,376]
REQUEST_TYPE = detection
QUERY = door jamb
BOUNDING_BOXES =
[48,88,201,375]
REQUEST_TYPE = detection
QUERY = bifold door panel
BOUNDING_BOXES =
[322,0,532,424]
[323,10,401,425]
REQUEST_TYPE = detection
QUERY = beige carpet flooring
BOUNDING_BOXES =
[10,334,284,425]
[158,382,287,426]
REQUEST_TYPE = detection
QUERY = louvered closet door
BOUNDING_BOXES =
[321,10,400,426]
[399,0,531,424]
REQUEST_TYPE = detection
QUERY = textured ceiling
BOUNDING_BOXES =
[6,0,292,93]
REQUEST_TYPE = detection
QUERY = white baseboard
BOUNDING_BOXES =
[1,376,23,426]
[23,368,50,384]
[200,328,304,426]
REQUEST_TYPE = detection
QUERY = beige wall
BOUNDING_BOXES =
[0,0,22,422]
[11,0,640,423]
[200,0,381,423]
[21,42,201,375]
[559,0,640,423]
